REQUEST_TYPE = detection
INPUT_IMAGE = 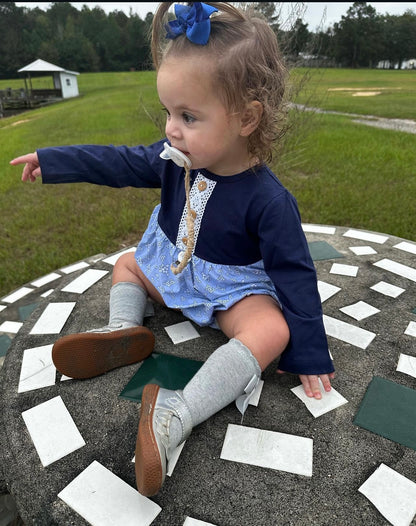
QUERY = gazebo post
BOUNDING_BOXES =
[23,76,31,108]
[26,73,33,108]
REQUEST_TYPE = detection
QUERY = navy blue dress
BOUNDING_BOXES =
[37,139,334,375]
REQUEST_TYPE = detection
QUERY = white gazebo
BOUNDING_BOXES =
[18,58,79,99]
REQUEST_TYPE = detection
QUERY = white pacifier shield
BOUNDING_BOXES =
[160,142,192,168]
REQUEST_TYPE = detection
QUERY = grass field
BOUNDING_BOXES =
[1,68,415,297]
[292,67,416,119]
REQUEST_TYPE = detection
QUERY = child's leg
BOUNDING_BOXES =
[89,252,165,332]
[111,252,166,306]
[215,294,290,371]
[135,294,288,496]
[52,253,158,379]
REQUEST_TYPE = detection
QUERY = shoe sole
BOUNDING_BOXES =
[135,384,164,496]
[52,327,155,379]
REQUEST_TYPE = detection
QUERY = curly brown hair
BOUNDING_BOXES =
[151,2,288,165]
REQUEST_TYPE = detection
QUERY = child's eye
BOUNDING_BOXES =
[161,106,170,117]
[183,113,196,124]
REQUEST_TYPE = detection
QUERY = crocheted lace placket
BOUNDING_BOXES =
[175,172,216,261]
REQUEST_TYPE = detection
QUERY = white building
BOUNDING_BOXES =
[377,58,416,70]
[18,58,79,99]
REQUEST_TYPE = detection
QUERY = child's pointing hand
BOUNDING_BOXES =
[10,152,42,182]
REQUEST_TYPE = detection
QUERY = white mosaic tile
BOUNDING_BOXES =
[330,263,359,277]
[31,272,61,288]
[61,269,108,294]
[144,300,155,318]
[302,224,336,234]
[394,241,416,255]
[0,321,23,334]
[132,441,185,477]
[165,321,200,344]
[58,460,161,526]
[89,254,106,263]
[184,518,217,526]
[323,315,376,350]
[396,354,416,379]
[358,463,416,526]
[30,302,76,334]
[291,379,348,418]
[1,286,33,304]
[349,246,377,256]
[370,281,405,298]
[220,424,313,477]
[103,247,136,266]
[340,301,380,321]
[60,261,89,274]
[167,441,186,476]
[22,396,85,467]
[343,229,388,244]
[317,281,341,303]
[18,344,55,393]
[41,289,54,298]
[374,259,416,283]
[404,321,416,337]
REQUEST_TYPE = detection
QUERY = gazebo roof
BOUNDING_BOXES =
[18,59,79,76]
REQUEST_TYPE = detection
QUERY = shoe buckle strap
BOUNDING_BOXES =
[164,393,193,441]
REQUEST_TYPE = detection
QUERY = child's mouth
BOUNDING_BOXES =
[160,143,192,168]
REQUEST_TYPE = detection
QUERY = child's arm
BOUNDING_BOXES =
[258,189,335,390]
[10,153,42,182]
[11,142,166,189]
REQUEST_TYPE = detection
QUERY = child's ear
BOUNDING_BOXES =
[240,101,263,136]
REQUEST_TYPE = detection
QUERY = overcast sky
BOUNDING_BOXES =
[15,2,416,31]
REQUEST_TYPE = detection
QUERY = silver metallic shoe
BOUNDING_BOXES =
[135,384,192,496]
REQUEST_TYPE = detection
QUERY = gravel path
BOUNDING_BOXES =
[292,103,416,134]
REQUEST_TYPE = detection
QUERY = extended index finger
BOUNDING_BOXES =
[9,153,37,166]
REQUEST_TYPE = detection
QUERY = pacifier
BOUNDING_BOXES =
[160,142,192,168]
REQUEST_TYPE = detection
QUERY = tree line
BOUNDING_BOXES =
[280,2,416,69]
[0,1,153,78]
[1,1,416,79]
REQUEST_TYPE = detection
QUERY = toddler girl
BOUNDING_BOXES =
[11,1,334,497]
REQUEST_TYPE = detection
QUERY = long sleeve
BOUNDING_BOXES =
[259,191,334,375]
[37,140,167,189]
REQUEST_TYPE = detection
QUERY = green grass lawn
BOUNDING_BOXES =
[292,67,416,119]
[277,112,416,235]
[1,68,415,297]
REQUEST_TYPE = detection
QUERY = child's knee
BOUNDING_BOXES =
[114,252,137,272]
[112,252,143,285]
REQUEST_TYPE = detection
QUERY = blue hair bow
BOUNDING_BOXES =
[166,2,218,45]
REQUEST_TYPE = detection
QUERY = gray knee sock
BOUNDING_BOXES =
[168,338,261,448]
[90,282,148,332]
[109,281,148,327]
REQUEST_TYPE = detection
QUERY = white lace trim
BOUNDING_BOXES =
[176,172,216,253]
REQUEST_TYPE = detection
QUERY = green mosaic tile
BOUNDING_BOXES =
[0,334,12,357]
[120,353,203,403]
[18,302,39,321]
[354,376,416,451]
[308,241,344,261]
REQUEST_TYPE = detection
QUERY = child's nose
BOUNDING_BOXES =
[165,117,181,140]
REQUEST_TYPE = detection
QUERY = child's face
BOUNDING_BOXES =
[157,55,250,176]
